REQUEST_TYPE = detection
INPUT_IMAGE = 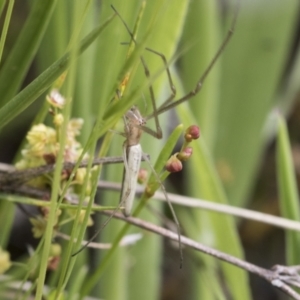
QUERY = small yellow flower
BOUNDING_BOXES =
[29,142,46,157]
[15,158,28,170]
[53,113,64,127]
[0,248,11,274]
[68,118,84,137]
[30,216,47,238]
[26,124,56,157]
[75,168,87,184]
[68,208,93,226]
[27,124,47,145]
[50,243,62,257]
[42,208,61,226]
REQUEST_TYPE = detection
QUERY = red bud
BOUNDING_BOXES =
[185,125,200,142]
[178,147,193,161]
[138,168,148,184]
[165,155,183,173]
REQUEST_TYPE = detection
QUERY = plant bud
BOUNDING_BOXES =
[184,125,200,142]
[53,113,64,126]
[46,89,65,108]
[138,168,148,184]
[165,154,183,173]
[178,147,193,161]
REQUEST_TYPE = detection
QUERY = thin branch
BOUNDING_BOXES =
[154,191,300,232]
[102,211,300,300]
[2,178,300,234]
[272,265,300,288]
[4,177,300,235]
[0,155,150,186]
[97,180,300,233]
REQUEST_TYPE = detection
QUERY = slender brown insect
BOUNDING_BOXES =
[112,0,240,267]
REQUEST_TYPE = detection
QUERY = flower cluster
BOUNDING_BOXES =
[15,90,88,189]
[165,125,200,173]
[16,87,94,261]
[145,125,200,199]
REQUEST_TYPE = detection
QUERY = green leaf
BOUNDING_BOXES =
[215,0,299,206]
[0,0,57,106]
[0,0,7,16]
[0,201,14,247]
[146,123,184,193]
[276,114,300,265]
[0,13,114,130]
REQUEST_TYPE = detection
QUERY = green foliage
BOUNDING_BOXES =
[276,115,300,266]
[0,0,300,299]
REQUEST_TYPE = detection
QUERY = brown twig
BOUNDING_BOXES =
[0,155,150,187]
[97,180,300,232]
[102,211,300,300]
